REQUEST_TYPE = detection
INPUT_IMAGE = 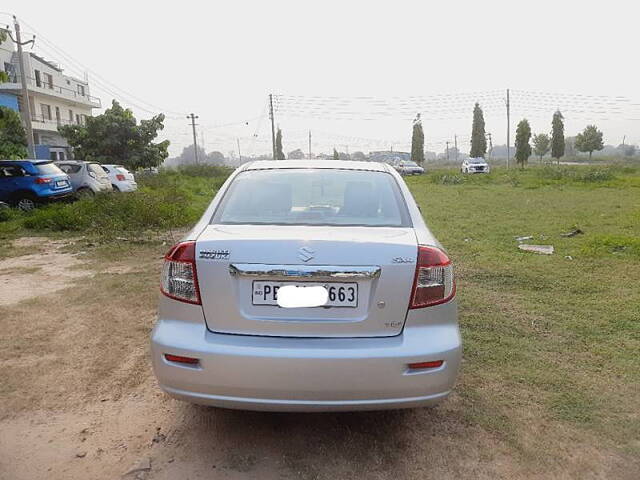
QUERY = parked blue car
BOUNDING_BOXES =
[0,160,73,210]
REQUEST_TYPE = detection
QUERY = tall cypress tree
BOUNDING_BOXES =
[411,113,425,164]
[514,119,532,168]
[275,128,285,160]
[470,102,487,158]
[332,148,339,160]
[551,110,565,164]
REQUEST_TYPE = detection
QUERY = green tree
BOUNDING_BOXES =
[287,148,305,159]
[0,106,28,159]
[532,133,551,161]
[275,128,285,159]
[58,100,169,170]
[411,113,425,164]
[551,110,565,163]
[514,119,532,168]
[470,102,487,158]
[575,125,604,160]
[333,148,339,160]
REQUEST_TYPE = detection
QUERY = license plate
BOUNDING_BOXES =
[56,180,68,187]
[252,281,358,307]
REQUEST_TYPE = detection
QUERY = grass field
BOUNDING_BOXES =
[406,165,640,460]
[1,163,639,478]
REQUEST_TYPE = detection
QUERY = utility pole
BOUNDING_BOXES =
[506,88,511,169]
[308,130,312,159]
[9,17,36,157]
[269,94,276,160]
[236,138,242,162]
[486,132,493,159]
[454,134,458,162]
[187,113,199,164]
[446,141,450,162]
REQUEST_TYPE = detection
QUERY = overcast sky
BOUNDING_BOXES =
[5,1,640,156]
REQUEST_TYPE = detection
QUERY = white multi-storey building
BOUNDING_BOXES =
[0,35,101,160]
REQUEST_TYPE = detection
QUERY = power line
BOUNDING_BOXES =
[16,17,189,118]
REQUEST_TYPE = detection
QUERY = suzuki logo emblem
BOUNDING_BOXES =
[298,246,315,262]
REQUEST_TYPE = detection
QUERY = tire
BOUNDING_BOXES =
[112,184,120,192]
[76,188,94,199]
[13,193,38,211]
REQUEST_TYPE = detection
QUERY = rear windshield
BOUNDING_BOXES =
[212,169,411,227]
[36,162,65,175]
[88,163,108,177]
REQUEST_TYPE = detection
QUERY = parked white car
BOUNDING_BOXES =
[461,157,490,173]
[151,160,461,412]
[101,164,138,192]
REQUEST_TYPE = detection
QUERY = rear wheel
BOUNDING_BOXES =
[112,184,120,192]
[13,193,38,211]
[76,188,94,199]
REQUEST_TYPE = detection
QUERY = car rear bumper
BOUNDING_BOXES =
[113,181,138,192]
[41,191,74,202]
[151,311,462,412]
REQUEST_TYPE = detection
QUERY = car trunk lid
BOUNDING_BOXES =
[196,224,418,338]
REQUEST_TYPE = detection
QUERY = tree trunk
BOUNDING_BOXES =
[589,151,593,160]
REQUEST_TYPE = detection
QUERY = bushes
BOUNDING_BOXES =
[5,167,231,240]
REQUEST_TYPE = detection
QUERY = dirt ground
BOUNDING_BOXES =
[0,237,637,480]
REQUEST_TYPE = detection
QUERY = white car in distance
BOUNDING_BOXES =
[101,164,138,192]
[461,157,490,174]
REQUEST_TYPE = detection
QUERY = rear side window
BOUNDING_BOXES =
[58,164,82,174]
[212,169,411,227]
[0,165,27,177]
[88,163,108,177]
[36,162,65,175]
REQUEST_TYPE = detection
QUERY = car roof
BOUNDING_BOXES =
[0,159,53,165]
[242,160,388,172]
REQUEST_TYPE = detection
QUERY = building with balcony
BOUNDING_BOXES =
[0,36,101,160]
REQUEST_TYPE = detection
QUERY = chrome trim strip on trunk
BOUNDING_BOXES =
[229,263,381,280]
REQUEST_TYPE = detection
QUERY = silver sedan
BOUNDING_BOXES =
[151,160,461,411]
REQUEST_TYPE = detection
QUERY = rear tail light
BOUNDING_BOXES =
[35,177,52,184]
[409,246,455,308]
[408,360,444,370]
[116,174,126,181]
[160,241,201,304]
[164,353,200,365]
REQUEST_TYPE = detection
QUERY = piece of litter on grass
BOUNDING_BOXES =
[565,255,573,260]
[560,228,584,237]
[515,235,534,242]
[518,244,554,255]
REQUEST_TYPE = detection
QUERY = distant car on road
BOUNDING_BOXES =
[151,160,460,412]
[0,160,73,210]
[55,161,112,196]
[461,157,490,174]
[101,164,138,192]
[394,161,424,176]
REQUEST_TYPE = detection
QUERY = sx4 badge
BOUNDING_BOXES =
[199,249,230,260]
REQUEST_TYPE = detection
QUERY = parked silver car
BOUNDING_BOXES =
[151,160,461,412]
[55,161,112,196]
[394,160,425,175]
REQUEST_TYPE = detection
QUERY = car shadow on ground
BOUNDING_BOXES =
[161,401,461,477]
